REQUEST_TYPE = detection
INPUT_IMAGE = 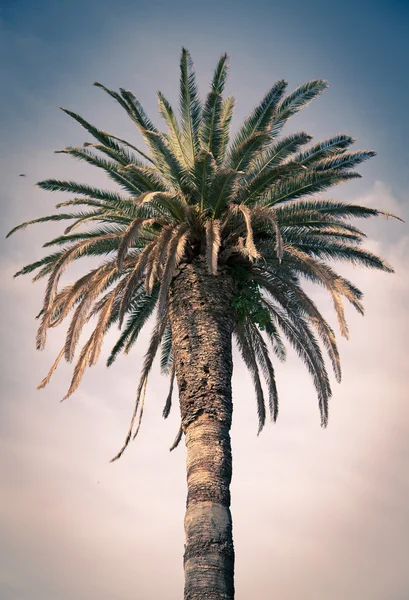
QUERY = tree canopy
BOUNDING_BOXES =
[8,48,398,460]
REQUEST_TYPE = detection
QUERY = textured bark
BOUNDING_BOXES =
[168,258,236,600]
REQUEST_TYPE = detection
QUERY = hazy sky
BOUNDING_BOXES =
[1,1,408,599]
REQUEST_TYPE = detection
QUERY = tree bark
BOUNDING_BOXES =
[168,258,236,600]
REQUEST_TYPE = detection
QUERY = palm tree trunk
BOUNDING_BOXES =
[169,258,236,600]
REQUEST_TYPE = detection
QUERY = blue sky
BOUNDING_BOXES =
[1,1,409,599]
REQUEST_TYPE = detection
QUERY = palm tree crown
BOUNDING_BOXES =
[8,48,397,460]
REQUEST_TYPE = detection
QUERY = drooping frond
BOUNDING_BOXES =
[260,295,331,426]
[111,312,168,462]
[205,219,221,274]
[163,362,176,419]
[157,224,189,319]
[234,323,266,433]
[107,287,159,366]
[160,322,173,375]
[246,322,279,421]
[37,347,65,389]
[169,423,183,451]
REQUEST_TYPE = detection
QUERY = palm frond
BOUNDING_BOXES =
[234,324,266,433]
[37,346,65,390]
[56,146,142,195]
[217,95,235,164]
[199,53,229,159]
[59,107,146,164]
[270,79,329,137]
[107,287,159,366]
[294,134,356,166]
[179,48,202,166]
[311,150,376,172]
[209,168,243,218]
[111,313,167,462]
[157,91,190,169]
[260,170,361,207]
[247,132,312,178]
[246,322,279,421]
[157,224,189,320]
[229,80,287,153]
[260,295,331,426]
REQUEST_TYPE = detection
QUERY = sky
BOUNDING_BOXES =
[1,0,409,599]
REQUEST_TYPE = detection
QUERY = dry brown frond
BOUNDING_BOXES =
[37,346,65,389]
[237,204,259,260]
[169,423,183,451]
[117,218,149,271]
[64,268,118,362]
[36,235,120,350]
[61,337,94,401]
[157,224,189,320]
[205,219,221,274]
[252,205,284,262]
[88,292,116,366]
[144,226,174,294]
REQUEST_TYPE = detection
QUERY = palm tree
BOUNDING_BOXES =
[8,49,398,600]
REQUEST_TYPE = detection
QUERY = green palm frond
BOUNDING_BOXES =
[142,129,193,194]
[274,198,401,221]
[217,95,235,165]
[157,91,190,169]
[229,80,287,154]
[234,323,266,433]
[270,79,329,137]
[194,150,217,211]
[260,170,361,207]
[59,107,147,165]
[311,150,376,172]
[247,132,313,178]
[199,53,229,160]
[294,134,356,166]
[245,321,279,422]
[179,48,202,166]
[7,212,96,238]
[160,322,173,375]
[260,296,331,426]
[37,179,133,203]
[107,287,159,366]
